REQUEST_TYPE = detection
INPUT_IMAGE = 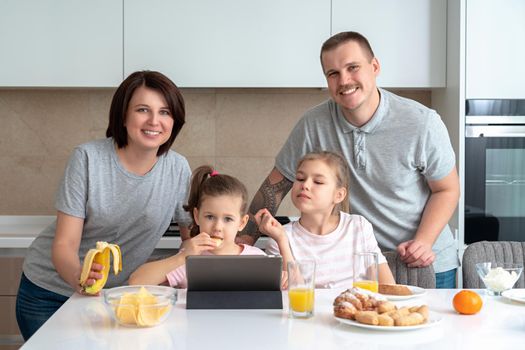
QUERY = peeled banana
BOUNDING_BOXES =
[79,241,122,294]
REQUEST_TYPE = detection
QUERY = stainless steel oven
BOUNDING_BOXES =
[465,99,525,243]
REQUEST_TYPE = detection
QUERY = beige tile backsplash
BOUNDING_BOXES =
[0,88,430,216]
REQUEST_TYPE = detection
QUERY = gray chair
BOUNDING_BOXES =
[382,250,436,288]
[462,241,525,288]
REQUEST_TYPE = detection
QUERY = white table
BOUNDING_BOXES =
[21,289,525,349]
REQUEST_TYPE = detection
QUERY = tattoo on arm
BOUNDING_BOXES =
[240,176,293,242]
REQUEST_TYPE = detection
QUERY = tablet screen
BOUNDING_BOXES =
[186,255,282,291]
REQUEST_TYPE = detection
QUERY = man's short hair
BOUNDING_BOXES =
[320,31,375,63]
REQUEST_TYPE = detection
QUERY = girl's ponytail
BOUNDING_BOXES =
[183,165,214,236]
[183,165,248,236]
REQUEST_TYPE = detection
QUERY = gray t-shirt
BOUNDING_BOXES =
[275,88,459,273]
[23,138,192,296]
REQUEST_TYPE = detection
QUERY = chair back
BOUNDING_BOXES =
[462,241,525,288]
[382,251,436,288]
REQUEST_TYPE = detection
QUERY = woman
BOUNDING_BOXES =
[16,71,192,340]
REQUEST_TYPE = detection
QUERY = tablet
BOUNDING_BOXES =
[186,255,282,291]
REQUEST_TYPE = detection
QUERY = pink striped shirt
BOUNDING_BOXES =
[265,212,386,289]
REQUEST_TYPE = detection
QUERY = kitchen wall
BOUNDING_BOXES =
[0,88,430,217]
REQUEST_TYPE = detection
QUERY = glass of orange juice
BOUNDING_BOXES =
[287,260,316,318]
[353,252,379,293]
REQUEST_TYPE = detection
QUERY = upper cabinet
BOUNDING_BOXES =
[466,0,525,99]
[0,0,447,88]
[0,0,122,87]
[124,0,330,87]
[332,0,447,88]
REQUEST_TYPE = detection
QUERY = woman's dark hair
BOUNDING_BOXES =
[106,70,185,156]
[183,165,249,236]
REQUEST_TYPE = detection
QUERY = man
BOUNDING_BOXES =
[237,31,460,288]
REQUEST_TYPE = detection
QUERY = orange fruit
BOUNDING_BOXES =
[453,290,483,315]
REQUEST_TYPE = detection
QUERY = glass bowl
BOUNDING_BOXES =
[103,285,176,327]
[475,262,523,296]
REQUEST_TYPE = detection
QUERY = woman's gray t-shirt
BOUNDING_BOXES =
[23,138,192,296]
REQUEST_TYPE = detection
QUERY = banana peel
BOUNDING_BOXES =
[79,241,122,294]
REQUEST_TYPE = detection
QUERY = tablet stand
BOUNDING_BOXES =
[186,290,283,309]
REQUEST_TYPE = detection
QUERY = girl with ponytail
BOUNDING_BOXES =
[129,166,271,288]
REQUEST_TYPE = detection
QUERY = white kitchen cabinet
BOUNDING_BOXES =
[331,0,447,88]
[0,0,122,87]
[466,0,525,99]
[124,0,330,87]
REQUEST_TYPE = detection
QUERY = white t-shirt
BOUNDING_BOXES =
[265,212,386,289]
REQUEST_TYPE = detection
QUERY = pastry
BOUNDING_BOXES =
[334,301,358,320]
[377,313,394,326]
[210,236,223,247]
[334,291,363,311]
[378,283,413,296]
[333,288,428,327]
[355,311,379,325]
[384,307,411,321]
[410,305,429,321]
[395,312,425,327]
[377,300,396,314]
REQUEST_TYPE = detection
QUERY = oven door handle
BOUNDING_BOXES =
[487,179,525,185]
[466,125,525,137]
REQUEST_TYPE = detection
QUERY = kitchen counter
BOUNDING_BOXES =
[20,288,525,349]
[0,216,55,248]
[0,216,268,249]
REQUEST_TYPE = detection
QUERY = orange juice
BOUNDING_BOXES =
[288,288,315,312]
[353,280,379,293]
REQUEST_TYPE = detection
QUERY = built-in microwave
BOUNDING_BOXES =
[464,99,525,244]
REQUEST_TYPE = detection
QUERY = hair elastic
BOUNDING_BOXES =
[210,170,219,177]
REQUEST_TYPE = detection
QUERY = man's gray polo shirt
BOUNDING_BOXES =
[276,88,459,273]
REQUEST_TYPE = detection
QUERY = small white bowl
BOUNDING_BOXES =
[475,262,523,296]
[103,285,176,327]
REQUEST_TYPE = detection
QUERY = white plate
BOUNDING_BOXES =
[379,286,427,301]
[501,289,525,304]
[335,315,442,331]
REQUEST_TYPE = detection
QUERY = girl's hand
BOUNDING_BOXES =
[280,270,288,290]
[76,263,103,296]
[179,233,216,257]
[254,209,285,240]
